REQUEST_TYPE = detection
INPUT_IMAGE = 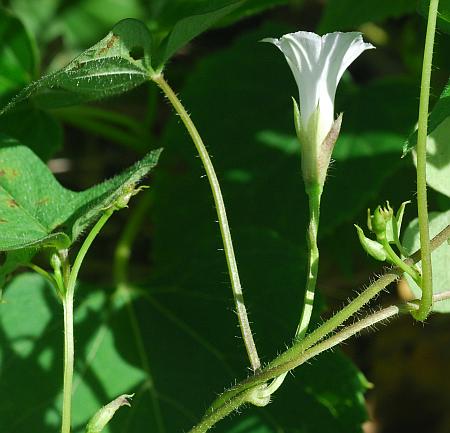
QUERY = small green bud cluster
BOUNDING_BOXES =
[355,201,415,266]
[367,202,394,240]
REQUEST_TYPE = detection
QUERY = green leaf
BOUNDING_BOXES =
[0,135,161,253]
[402,210,450,313]
[146,22,370,433]
[1,18,153,112]
[413,117,450,198]
[418,0,450,34]
[156,1,244,67]
[318,0,415,32]
[0,7,37,100]
[0,273,146,433]
[404,78,450,155]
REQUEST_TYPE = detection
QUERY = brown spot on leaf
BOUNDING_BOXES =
[36,198,49,206]
[0,168,19,179]
[7,199,18,208]
[0,218,7,223]
[98,34,119,55]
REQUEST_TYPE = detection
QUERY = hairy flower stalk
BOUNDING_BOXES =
[263,31,374,395]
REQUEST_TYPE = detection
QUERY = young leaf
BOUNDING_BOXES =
[402,210,450,313]
[0,135,161,253]
[156,1,244,68]
[0,7,37,99]
[404,78,450,155]
[1,18,153,112]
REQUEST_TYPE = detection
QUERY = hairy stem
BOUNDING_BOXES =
[192,224,450,433]
[66,209,114,297]
[380,238,421,283]
[151,73,260,371]
[60,209,115,433]
[414,0,439,321]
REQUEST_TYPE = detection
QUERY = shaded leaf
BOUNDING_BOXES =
[1,18,153,112]
[147,22,370,433]
[318,0,415,33]
[0,7,37,100]
[0,135,161,253]
[402,210,450,313]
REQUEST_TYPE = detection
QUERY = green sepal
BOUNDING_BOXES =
[355,224,387,261]
[86,394,134,433]
[386,200,410,255]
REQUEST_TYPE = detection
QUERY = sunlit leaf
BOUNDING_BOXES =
[403,210,450,313]
[1,18,153,111]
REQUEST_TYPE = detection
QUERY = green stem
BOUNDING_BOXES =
[265,185,322,395]
[61,295,74,433]
[380,238,421,283]
[296,185,322,340]
[66,209,114,297]
[200,224,450,430]
[60,209,115,433]
[151,73,260,371]
[414,0,439,321]
[189,389,254,433]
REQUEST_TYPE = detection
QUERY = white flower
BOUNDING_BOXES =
[263,31,374,190]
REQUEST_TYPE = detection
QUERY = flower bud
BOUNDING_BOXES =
[86,394,134,433]
[368,202,393,240]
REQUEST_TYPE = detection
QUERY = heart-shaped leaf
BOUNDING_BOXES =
[0,134,161,252]
[1,18,153,112]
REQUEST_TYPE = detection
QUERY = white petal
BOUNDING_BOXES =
[319,32,374,111]
[264,32,323,129]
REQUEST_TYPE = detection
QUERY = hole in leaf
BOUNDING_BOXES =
[129,46,144,61]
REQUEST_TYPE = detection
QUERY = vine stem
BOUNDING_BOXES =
[151,73,260,371]
[61,209,115,433]
[190,224,450,433]
[414,0,439,321]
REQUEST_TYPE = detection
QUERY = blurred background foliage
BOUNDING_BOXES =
[0,1,449,433]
